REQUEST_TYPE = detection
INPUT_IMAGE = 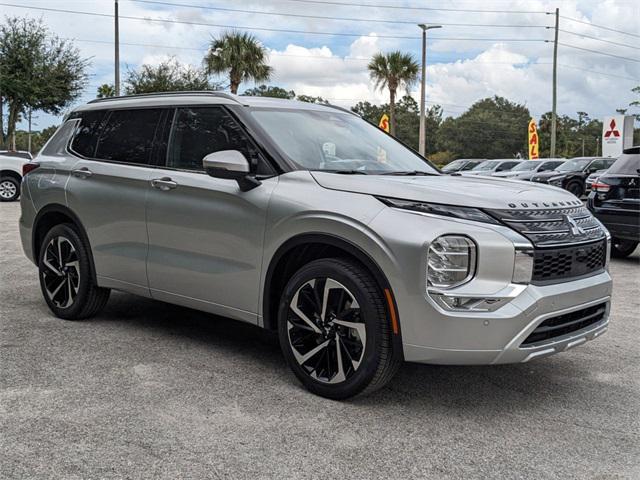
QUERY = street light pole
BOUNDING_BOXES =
[418,24,441,157]
[115,0,120,96]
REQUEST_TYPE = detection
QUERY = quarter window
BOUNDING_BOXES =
[95,109,163,165]
[167,107,269,173]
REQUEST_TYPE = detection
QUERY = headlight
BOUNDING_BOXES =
[427,235,476,289]
[378,197,500,225]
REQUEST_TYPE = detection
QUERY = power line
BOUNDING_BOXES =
[550,41,640,63]
[277,0,549,14]
[0,3,549,42]
[128,0,550,29]
[557,28,640,51]
[559,15,640,39]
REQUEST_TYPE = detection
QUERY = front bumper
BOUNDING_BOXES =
[402,271,612,365]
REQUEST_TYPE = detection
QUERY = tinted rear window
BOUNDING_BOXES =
[95,109,163,164]
[70,110,107,158]
[607,153,640,175]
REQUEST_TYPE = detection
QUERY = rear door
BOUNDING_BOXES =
[145,106,277,323]
[66,108,166,296]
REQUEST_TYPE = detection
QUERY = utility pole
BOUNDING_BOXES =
[418,24,441,157]
[115,0,120,96]
[581,137,585,156]
[27,109,32,154]
[550,8,559,158]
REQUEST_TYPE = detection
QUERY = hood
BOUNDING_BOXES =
[458,170,490,176]
[493,171,535,180]
[531,170,570,180]
[310,172,581,210]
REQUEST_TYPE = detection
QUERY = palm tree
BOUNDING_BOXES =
[368,51,419,135]
[203,31,272,94]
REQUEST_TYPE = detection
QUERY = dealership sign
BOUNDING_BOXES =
[528,119,539,159]
[602,115,634,157]
[378,114,390,133]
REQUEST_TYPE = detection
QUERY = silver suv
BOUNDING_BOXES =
[19,93,613,399]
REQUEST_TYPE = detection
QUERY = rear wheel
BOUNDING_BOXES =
[38,224,110,320]
[0,176,20,202]
[278,258,401,399]
[566,181,584,198]
[611,238,638,258]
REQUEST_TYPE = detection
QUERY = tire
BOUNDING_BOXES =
[566,181,584,198]
[0,176,20,202]
[278,258,402,399]
[611,238,638,258]
[38,223,110,320]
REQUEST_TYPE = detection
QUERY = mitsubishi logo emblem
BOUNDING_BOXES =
[604,119,620,138]
[565,215,585,236]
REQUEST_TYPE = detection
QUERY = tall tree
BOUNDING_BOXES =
[436,96,530,159]
[204,31,272,94]
[242,84,294,99]
[367,51,419,136]
[0,16,87,148]
[125,58,216,94]
[96,83,116,98]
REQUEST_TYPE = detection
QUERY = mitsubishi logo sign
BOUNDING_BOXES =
[602,115,634,157]
[604,119,620,138]
[565,215,585,237]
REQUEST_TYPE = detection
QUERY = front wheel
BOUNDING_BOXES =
[278,258,401,399]
[38,224,110,320]
[566,181,584,198]
[611,238,638,258]
[0,176,20,202]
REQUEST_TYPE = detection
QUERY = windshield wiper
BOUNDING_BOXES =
[314,169,368,175]
[380,170,439,176]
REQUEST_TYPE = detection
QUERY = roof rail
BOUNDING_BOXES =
[87,91,242,104]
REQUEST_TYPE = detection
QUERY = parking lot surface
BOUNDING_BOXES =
[1,201,639,479]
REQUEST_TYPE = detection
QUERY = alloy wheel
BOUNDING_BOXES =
[41,236,81,308]
[0,180,17,200]
[287,278,366,384]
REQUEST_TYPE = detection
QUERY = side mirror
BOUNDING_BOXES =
[202,150,261,192]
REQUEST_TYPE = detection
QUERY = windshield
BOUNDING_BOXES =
[250,108,438,174]
[471,160,499,171]
[556,159,591,172]
[510,161,541,172]
[607,153,640,175]
[441,160,465,172]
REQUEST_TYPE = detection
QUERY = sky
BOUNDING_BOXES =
[2,0,639,131]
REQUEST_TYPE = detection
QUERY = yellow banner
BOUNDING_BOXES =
[378,114,390,133]
[528,119,539,159]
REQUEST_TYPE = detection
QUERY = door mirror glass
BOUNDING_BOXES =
[202,150,260,191]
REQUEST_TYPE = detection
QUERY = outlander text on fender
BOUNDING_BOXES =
[20,92,613,399]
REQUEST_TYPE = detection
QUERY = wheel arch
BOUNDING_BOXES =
[0,169,22,182]
[32,204,98,282]
[262,233,402,344]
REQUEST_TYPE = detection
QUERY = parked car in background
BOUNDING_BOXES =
[586,169,609,193]
[440,158,484,174]
[19,92,613,399]
[492,159,565,181]
[459,158,523,176]
[588,147,640,258]
[0,150,33,202]
[531,157,616,197]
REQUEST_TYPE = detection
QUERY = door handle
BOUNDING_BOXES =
[151,177,178,191]
[71,167,93,179]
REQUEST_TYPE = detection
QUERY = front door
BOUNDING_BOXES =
[145,106,277,323]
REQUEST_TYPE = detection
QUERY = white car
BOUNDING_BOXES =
[0,150,32,202]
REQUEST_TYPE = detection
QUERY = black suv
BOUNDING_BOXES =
[531,157,616,197]
[588,147,640,258]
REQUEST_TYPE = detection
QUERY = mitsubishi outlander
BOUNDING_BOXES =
[19,92,613,399]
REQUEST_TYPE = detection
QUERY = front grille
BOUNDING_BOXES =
[521,303,607,346]
[486,206,606,247]
[532,240,606,284]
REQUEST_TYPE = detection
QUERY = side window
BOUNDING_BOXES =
[95,109,163,165]
[167,107,272,174]
[41,119,80,156]
[605,159,615,168]
[70,110,107,158]
[498,162,517,171]
[589,160,605,171]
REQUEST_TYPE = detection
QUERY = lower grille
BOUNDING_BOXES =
[532,240,606,284]
[521,303,607,346]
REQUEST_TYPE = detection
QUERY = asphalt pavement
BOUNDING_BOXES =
[1,201,639,479]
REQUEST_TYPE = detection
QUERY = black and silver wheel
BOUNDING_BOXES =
[566,181,583,198]
[0,176,20,202]
[611,238,638,258]
[278,258,401,399]
[38,224,110,320]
